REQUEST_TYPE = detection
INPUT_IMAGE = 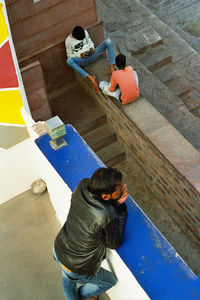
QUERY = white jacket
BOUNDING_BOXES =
[65,30,94,58]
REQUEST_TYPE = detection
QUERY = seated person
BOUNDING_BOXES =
[99,54,139,104]
[65,26,115,90]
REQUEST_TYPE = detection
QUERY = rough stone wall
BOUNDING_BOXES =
[96,0,200,152]
[78,71,200,247]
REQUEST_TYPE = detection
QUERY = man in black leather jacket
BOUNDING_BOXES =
[54,167,128,300]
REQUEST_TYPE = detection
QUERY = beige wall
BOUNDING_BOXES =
[5,0,104,117]
[6,0,98,60]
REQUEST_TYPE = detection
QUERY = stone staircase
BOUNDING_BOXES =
[96,0,200,152]
[79,117,126,168]
[49,82,125,168]
[131,35,193,103]
[135,44,172,72]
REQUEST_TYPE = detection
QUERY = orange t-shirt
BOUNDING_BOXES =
[109,66,139,104]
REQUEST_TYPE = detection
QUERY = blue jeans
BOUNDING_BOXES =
[67,39,115,78]
[53,248,117,300]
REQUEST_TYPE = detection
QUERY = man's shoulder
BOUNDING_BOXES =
[65,34,73,43]
[76,178,89,190]
[112,69,120,77]
[126,66,133,71]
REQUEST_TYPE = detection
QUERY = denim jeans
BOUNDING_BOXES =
[53,248,117,300]
[67,39,115,78]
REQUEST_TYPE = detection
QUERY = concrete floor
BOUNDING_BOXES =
[0,125,29,150]
[0,190,65,300]
[0,190,111,300]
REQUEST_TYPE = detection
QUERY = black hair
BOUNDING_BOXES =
[88,167,122,197]
[72,26,85,40]
[115,54,126,69]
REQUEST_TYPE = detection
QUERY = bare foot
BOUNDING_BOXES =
[109,64,114,75]
[87,74,99,91]
[87,74,96,85]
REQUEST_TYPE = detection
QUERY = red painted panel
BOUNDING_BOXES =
[0,41,18,88]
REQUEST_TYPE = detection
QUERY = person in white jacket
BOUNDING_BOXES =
[65,26,115,90]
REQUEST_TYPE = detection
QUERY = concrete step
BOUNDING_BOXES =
[82,123,116,152]
[78,115,107,136]
[153,63,181,82]
[97,141,126,167]
[125,26,163,55]
[49,82,107,134]
[165,77,190,97]
[152,63,190,96]
[150,63,191,103]
[180,90,200,118]
[134,44,172,71]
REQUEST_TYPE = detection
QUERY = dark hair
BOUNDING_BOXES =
[88,167,122,197]
[115,54,126,69]
[72,26,85,40]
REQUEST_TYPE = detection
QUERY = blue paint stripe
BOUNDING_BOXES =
[36,124,200,299]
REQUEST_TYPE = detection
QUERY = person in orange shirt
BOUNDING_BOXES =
[99,54,139,104]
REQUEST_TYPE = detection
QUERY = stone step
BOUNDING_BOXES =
[49,81,107,134]
[125,26,163,55]
[165,77,190,97]
[179,119,200,152]
[153,63,181,82]
[82,123,116,152]
[97,141,126,167]
[78,115,107,136]
[134,44,172,71]
[181,90,200,115]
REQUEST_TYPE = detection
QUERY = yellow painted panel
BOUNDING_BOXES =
[0,90,25,124]
[0,3,8,45]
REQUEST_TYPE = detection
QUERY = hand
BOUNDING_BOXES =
[116,184,128,205]
[89,48,94,55]
[81,52,90,58]
[81,49,94,58]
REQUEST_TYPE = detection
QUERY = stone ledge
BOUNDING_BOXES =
[123,97,200,181]
[78,60,200,194]
[125,26,163,54]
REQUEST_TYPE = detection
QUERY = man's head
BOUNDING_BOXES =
[88,167,123,201]
[72,26,85,40]
[115,54,126,70]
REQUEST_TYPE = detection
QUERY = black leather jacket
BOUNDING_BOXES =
[54,178,128,275]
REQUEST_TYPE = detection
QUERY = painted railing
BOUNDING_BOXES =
[35,124,200,300]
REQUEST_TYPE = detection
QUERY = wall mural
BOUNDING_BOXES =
[0,1,25,125]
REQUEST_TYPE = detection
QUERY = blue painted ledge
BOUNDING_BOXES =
[35,124,200,299]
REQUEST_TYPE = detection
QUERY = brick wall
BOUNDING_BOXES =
[77,72,200,247]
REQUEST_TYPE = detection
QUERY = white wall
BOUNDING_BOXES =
[0,135,72,224]
[0,138,40,204]
[0,109,149,299]
[103,250,150,300]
